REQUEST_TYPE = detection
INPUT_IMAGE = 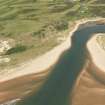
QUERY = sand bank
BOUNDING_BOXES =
[87,34,105,81]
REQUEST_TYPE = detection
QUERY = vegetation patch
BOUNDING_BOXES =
[5,44,27,55]
[96,34,105,50]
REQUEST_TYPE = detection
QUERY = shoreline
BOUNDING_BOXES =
[0,17,105,82]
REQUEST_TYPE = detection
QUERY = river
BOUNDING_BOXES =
[2,22,105,105]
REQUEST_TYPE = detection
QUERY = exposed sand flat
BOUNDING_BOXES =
[0,73,46,103]
[87,34,105,75]
[0,17,105,82]
[72,69,105,105]
[72,52,105,105]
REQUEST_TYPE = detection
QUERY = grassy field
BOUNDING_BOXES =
[0,0,105,69]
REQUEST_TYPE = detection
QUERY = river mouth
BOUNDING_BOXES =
[1,19,105,105]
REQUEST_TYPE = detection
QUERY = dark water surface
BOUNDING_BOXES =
[14,24,105,105]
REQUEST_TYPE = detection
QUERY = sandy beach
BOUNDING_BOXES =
[87,35,105,82]
[87,35,105,71]
[0,18,105,82]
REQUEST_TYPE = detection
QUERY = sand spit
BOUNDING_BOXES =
[87,35,105,82]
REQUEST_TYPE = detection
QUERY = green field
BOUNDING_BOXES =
[0,0,105,69]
